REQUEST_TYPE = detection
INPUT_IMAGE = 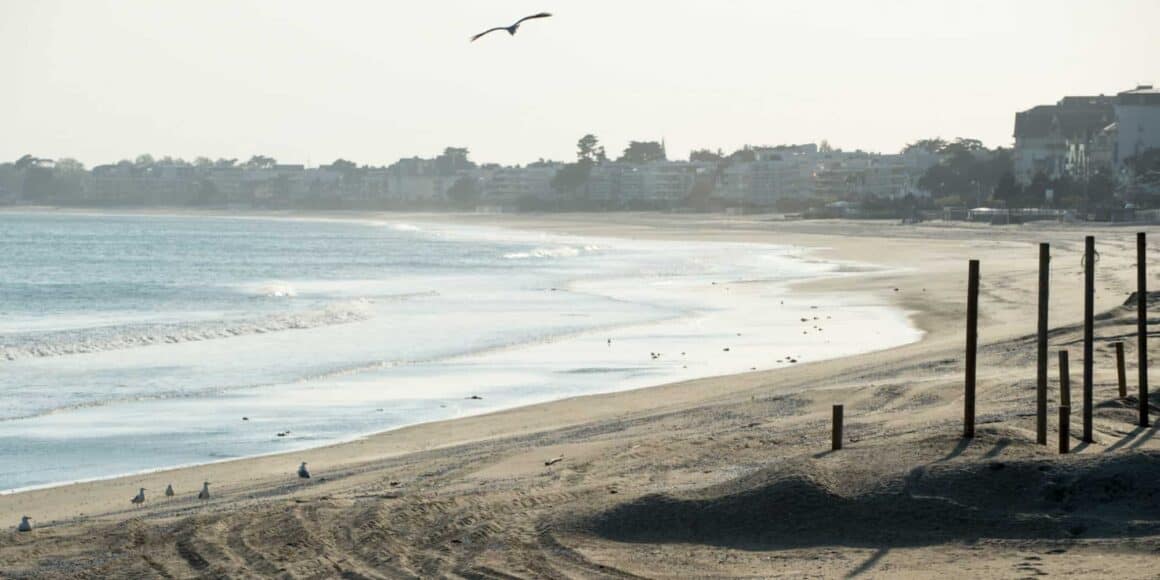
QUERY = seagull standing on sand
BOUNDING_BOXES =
[131,488,146,507]
[17,516,32,532]
[298,462,311,479]
[164,484,175,498]
[198,481,211,500]
[470,12,552,42]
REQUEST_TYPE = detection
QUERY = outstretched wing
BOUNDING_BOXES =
[515,12,552,25]
[470,27,508,42]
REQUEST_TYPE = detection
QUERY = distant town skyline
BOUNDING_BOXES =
[2,0,1157,167]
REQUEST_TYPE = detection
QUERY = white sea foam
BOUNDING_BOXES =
[0,300,374,360]
[504,245,600,259]
[389,223,421,232]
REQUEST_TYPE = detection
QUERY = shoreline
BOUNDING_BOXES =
[2,211,1156,577]
[0,209,921,496]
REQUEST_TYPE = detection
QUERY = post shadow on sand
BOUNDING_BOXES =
[846,547,889,578]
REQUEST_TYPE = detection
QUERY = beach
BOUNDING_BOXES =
[1,212,1158,578]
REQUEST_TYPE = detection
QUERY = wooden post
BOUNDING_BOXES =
[1037,243,1050,445]
[965,259,980,438]
[1138,232,1149,428]
[1059,406,1070,454]
[1083,236,1095,443]
[1059,350,1071,408]
[832,404,843,451]
[1115,342,1127,399]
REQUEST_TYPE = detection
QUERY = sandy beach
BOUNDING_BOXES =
[2,212,1158,578]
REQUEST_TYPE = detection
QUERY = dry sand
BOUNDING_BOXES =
[1,213,1159,578]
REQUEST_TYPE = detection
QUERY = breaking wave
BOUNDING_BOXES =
[503,245,601,260]
[0,300,376,361]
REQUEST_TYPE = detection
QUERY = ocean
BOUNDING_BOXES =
[0,211,921,491]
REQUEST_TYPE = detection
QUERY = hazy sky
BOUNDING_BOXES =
[2,0,1157,167]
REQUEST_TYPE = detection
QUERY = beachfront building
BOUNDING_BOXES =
[718,145,817,206]
[1012,95,1115,184]
[482,164,559,203]
[813,152,916,199]
[1114,85,1160,167]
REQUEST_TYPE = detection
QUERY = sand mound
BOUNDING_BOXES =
[588,451,1160,549]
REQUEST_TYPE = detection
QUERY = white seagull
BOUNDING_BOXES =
[298,462,311,479]
[471,12,552,42]
[17,516,32,532]
[198,481,211,500]
[131,488,146,507]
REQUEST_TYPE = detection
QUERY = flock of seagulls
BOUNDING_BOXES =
[15,463,311,532]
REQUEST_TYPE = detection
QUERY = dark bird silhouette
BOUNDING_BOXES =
[17,516,32,533]
[131,487,146,507]
[198,481,211,500]
[298,461,311,479]
[471,12,552,42]
[164,484,175,498]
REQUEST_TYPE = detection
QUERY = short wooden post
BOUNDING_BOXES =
[1059,350,1071,408]
[832,404,843,451]
[1036,243,1050,445]
[1115,342,1127,399]
[1138,232,1149,427]
[1083,236,1095,443]
[1059,406,1070,454]
[965,259,979,438]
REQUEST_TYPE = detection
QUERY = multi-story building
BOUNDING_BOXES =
[482,164,558,203]
[1013,95,1115,183]
[1114,85,1160,167]
[813,152,916,199]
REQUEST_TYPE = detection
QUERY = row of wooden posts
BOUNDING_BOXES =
[831,232,1150,453]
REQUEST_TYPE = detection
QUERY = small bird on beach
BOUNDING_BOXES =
[17,516,32,533]
[164,484,175,498]
[470,12,552,42]
[298,462,311,479]
[131,488,146,507]
[198,481,211,500]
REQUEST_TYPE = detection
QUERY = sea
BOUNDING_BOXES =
[0,211,922,491]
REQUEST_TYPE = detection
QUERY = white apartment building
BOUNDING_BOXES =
[1114,85,1160,167]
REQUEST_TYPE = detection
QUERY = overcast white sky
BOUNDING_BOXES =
[2,0,1157,167]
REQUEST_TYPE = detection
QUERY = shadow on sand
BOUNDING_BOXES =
[586,450,1160,560]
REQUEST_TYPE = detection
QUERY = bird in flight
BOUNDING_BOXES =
[471,12,552,42]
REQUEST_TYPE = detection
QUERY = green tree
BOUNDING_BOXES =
[550,162,591,196]
[446,176,480,208]
[690,149,724,162]
[576,134,605,163]
[618,141,666,164]
[903,138,947,154]
[244,155,277,170]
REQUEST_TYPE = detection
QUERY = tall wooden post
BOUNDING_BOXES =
[1059,406,1070,454]
[1138,232,1149,427]
[965,259,980,438]
[1083,236,1095,443]
[1115,342,1128,399]
[1037,243,1050,445]
[832,404,844,451]
[1059,350,1071,408]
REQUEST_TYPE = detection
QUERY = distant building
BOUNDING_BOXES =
[1114,85,1160,167]
[1013,95,1115,183]
[718,145,817,205]
[482,164,558,202]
